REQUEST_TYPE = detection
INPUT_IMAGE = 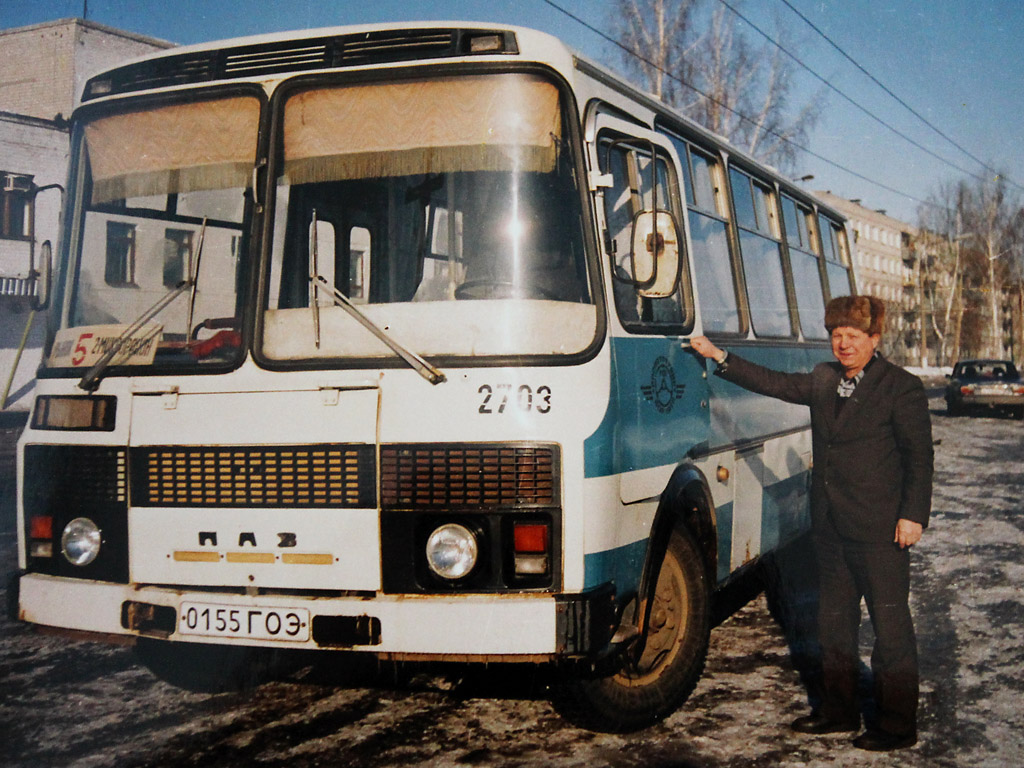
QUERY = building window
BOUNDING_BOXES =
[163,228,194,287]
[105,221,137,285]
[1,171,33,240]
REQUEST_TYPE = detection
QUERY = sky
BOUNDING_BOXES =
[2,0,1022,226]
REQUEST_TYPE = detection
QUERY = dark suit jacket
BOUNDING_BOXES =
[716,353,933,544]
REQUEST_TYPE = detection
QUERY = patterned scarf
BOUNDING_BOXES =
[837,368,865,398]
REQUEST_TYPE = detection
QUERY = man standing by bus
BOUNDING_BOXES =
[689,295,933,752]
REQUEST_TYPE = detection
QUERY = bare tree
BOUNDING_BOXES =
[919,173,1024,360]
[917,180,969,365]
[611,0,821,171]
[616,0,699,104]
[959,173,1021,357]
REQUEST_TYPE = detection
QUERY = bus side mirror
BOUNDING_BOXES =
[631,210,680,298]
[30,240,52,311]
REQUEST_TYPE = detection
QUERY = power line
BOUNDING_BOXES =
[717,0,989,186]
[776,0,1022,193]
[538,0,935,210]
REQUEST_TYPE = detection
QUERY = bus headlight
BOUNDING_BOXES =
[61,517,101,566]
[425,523,478,580]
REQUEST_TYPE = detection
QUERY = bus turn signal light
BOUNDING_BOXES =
[513,523,548,553]
[513,522,549,576]
[29,515,54,558]
[30,515,53,540]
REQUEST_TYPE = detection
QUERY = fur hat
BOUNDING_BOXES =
[824,295,885,336]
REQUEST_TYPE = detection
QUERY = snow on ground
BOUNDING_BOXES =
[1,391,1021,767]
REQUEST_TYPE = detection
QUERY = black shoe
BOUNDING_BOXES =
[852,729,918,751]
[791,713,860,734]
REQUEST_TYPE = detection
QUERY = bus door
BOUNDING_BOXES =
[586,113,709,503]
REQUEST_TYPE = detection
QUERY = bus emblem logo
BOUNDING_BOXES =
[641,356,686,414]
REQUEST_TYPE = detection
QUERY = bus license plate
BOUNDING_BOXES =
[178,602,310,642]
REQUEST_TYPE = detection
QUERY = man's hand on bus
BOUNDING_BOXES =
[688,336,726,364]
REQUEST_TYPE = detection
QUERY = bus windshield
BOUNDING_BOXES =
[46,94,259,373]
[262,73,596,363]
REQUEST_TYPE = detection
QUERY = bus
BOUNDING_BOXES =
[11,22,855,732]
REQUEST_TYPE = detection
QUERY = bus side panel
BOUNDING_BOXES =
[705,344,829,447]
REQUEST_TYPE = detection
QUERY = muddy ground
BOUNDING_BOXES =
[1,393,1021,767]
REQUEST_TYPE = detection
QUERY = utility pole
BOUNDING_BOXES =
[988,239,1000,358]
[916,237,927,368]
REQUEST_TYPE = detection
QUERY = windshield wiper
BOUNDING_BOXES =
[309,210,445,386]
[78,219,208,392]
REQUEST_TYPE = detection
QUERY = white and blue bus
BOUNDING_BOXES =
[12,22,854,731]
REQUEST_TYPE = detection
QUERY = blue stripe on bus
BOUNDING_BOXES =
[583,339,830,480]
[583,537,648,592]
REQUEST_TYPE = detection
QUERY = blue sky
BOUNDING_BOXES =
[2,0,1022,225]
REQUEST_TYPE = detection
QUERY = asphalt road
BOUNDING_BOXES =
[1,394,1021,768]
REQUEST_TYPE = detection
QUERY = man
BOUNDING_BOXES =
[689,295,933,752]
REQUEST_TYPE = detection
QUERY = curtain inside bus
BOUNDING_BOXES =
[84,97,260,205]
[282,75,561,183]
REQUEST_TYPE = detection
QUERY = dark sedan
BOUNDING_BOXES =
[945,359,1024,418]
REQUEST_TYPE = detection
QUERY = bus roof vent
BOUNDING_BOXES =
[82,28,520,100]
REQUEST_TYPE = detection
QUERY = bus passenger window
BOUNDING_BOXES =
[668,135,740,334]
[782,196,827,340]
[819,214,853,299]
[729,168,792,337]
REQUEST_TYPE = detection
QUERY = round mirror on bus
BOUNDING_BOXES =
[631,211,681,298]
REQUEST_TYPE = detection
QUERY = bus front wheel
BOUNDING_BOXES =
[554,526,711,732]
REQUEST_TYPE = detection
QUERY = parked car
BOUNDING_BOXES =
[945,359,1024,418]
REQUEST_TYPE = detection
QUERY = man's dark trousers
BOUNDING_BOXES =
[815,517,918,737]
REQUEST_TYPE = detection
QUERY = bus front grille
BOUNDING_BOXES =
[131,444,376,508]
[380,443,558,510]
[24,444,127,505]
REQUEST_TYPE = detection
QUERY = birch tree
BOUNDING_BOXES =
[919,173,1023,360]
[612,0,820,171]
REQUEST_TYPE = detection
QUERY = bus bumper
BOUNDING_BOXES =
[15,574,616,660]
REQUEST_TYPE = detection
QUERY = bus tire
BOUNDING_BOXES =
[554,525,711,732]
[135,638,284,693]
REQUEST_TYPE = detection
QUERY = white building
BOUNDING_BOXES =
[0,19,171,414]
